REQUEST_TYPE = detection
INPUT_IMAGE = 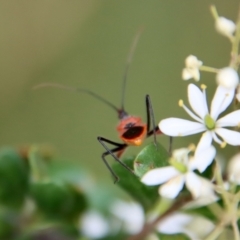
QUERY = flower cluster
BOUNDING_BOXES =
[142,145,217,200]
[160,83,240,148]
[139,5,240,240]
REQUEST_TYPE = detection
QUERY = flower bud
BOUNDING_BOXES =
[185,55,203,69]
[182,55,202,81]
[215,17,236,38]
[216,67,239,89]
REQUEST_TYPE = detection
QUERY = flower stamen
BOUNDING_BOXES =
[211,91,233,121]
[169,158,188,173]
[179,100,203,123]
[220,141,227,148]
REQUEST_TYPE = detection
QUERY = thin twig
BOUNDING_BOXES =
[127,195,192,240]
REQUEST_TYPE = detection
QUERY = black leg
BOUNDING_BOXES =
[97,137,135,183]
[145,95,173,154]
[145,95,157,146]
[147,126,159,137]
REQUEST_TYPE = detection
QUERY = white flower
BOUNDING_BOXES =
[182,55,203,81]
[156,212,215,240]
[110,200,144,234]
[141,146,216,199]
[159,84,240,147]
[216,67,239,89]
[183,176,219,209]
[80,210,109,239]
[228,153,240,185]
[215,16,236,39]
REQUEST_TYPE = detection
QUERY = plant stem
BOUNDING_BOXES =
[210,5,219,20]
[127,195,192,240]
[199,65,219,73]
[204,221,225,240]
[232,218,240,240]
[231,6,240,70]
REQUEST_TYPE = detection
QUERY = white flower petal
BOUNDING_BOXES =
[228,153,240,184]
[184,173,218,207]
[81,211,109,238]
[210,86,234,120]
[156,212,193,234]
[182,68,192,80]
[212,131,224,145]
[159,175,185,199]
[159,118,205,136]
[188,84,208,119]
[190,145,216,173]
[215,128,240,146]
[185,172,202,198]
[186,172,217,202]
[216,67,239,89]
[181,104,203,122]
[110,201,144,234]
[186,174,216,201]
[181,215,215,240]
[157,213,215,240]
[197,178,216,198]
[141,166,179,186]
[195,131,213,155]
[217,110,240,127]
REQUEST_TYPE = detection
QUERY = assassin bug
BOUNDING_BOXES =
[34,29,162,183]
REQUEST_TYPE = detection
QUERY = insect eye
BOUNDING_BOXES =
[122,126,144,139]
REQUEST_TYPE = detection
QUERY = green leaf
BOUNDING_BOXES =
[134,142,169,178]
[112,156,160,211]
[47,159,88,185]
[0,148,29,208]
[98,233,128,240]
[0,215,15,239]
[17,223,79,240]
[30,181,87,220]
[157,232,190,240]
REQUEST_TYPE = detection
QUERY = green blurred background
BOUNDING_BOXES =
[0,0,238,180]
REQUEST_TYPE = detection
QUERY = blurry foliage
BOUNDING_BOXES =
[0,148,29,208]
[0,1,238,240]
[0,147,88,239]
[0,143,191,239]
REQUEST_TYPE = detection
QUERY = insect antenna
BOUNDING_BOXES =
[33,83,120,114]
[120,27,144,114]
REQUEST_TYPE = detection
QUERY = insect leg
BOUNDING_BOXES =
[145,95,158,146]
[97,137,135,183]
[145,95,173,154]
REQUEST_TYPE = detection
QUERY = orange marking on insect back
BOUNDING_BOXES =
[117,116,147,146]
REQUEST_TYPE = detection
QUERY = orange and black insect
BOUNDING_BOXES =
[34,29,162,183]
